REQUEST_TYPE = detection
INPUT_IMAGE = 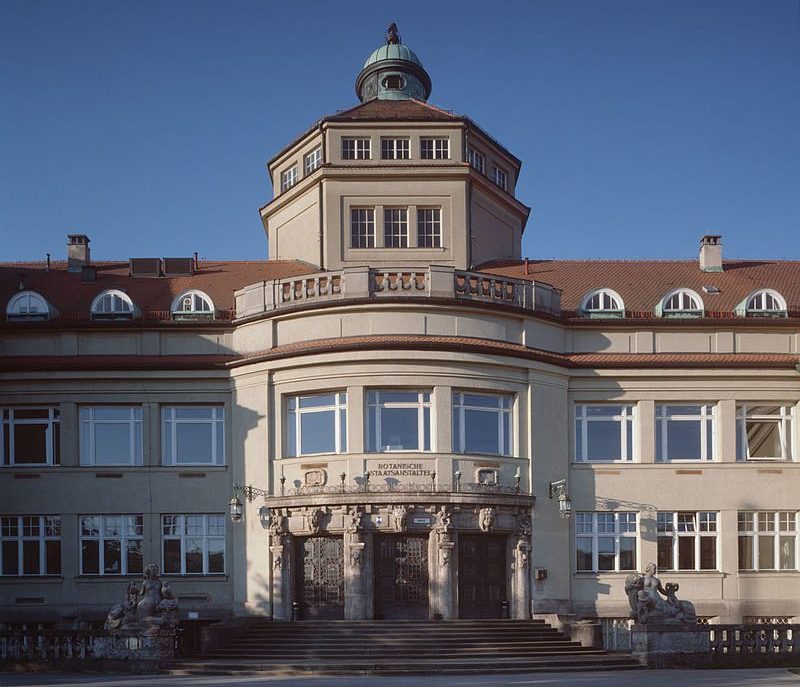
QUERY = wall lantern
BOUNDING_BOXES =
[549,479,572,518]
[229,495,243,524]
[229,483,270,524]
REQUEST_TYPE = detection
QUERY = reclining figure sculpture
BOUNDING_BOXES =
[625,562,697,625]
[104,563,179,630]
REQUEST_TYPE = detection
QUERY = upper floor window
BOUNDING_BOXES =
[0,515,61,577]
[581,289,624,317]
[79,407,143,466]
[304,146,322,175]
[80,514,143,576]
[171,291,214,319]
[161,406,224,466]
[493,166,508,191]
[342,137,371,160]
[1,407,60,466]
[7,291,50,321]
[745,289,787,317]
[738,511,798,571]
[280,165,298,192]
[420,138,449,160]
[384,208,409,248]
[287,392,347,457]
[657,511,718,571]
[574,404,635,462]
[367,390,431,453]
[91,290,135,320]
[381,138,410,160]
[417,208,442,248]
[351,208,375,248]
[736,405,794,461]
[576,512,637,572]
[453,392,512,456]
[661,289,703,317]
[467,147,485,174]
[656,405,714,461]
[162,514,225,575]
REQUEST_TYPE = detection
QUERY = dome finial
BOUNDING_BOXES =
[386,22,401,45]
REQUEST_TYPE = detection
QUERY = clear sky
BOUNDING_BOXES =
[2,0,798,263]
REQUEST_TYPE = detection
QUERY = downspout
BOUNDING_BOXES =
[464,127,473,270]
[318,121,326,270]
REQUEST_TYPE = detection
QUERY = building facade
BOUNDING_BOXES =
[2,26,799,631]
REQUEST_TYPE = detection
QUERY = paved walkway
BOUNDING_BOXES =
[1,668,798,687]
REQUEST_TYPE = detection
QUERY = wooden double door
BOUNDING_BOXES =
[458,534,507,618]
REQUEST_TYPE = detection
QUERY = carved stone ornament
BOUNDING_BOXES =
[625,562,698,625]
[516,511,532,540]
[349,547,363,570]
[346,506,363,534]
[272,552,282,570]
[392,505,409,532]
[439,547,451,568]
[516,542,530,571]
[104,563,178,631]
[434,505,452,536]
[386,22,400,45]
[306,508,324,534]
[268,512,286,539]
[478,507,496,533]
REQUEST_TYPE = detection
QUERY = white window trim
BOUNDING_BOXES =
[660,288,704,317]
[7,291,50,320]
[736,404,795,461]
[161,406,225,466]
[79,406,143,466]
[452,391,513,456]
[367,390,433,453]
[493,166,508,191]
[575,512,638,573]
[162,514,226,575]
[657,511,719,572]
[1,407,61,467]
[80,514,143,576]
[574,404,636,463]
[738,511,799,571]
[655,404,715,462]
[381,138,410,160]
[467,147,485,174]
[0,515,61,577]
[286,392,347,457]
[304,146,322,175]
[171,290,215,317]
[420,137,449,160]
[350,207,376,248]
[280,165,298,192]
[90,289,135,318]
[742,289,788,316]
[342,137,371,160]
[416,207,442,248]
[383,207,409,248]
[580,288,625,316]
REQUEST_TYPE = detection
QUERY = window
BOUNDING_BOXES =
[576,512,637,572]
[736,405,794,461]
[91,290,135,320]
[280,165,298,192]
[80,515,143,576]
[453,392,512,456]
[163,515,225,575]
[467,147,485,174]
[161,406,224,465]
[420,138,449,160]
[350,208,375,248]
[342,138,371,160]
[384,208,408,248]
[287,392,347,457]
[304,146,322,175]
[745,290,787,317]
[581,289,624,317]
[657,512,718,571]
[1,407,60,466]
[417,208,442,248]
[655,405,714,461]
[738,512,798,571]
[381,138,410,160]
[367,391,431,452]
[382,74,405,90]
[661,289,703,317]
[80,407,142,466]
[7,291,49,320]
[171,290,214,319]
[493,166,508,190]
[574,405,635,462]
[0,516,61,576]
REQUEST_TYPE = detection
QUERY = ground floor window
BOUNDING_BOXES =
[657,511,718,571]
[80,514,143,575]
[0,515,61,576]
[162,514,225,575]
[738,511,798,570]
[576,512,637,572]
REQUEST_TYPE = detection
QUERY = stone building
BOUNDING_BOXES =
[1,25,799,631]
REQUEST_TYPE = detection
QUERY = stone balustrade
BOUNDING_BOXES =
[234,265,561,319]
[710,624,800,665]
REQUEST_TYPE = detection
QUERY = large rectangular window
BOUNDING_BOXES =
[161,407,224,466]
[0,516,61,576]
[657,511,718,571]
[80,407,142,466]
[420,137,449,160]
[738,511,798,571]
[342,138,371,160]
[80,515,143,576]
[417,208,442,248]
[162,514,225,575]
[736,405,794,461]
[574,405,635,462]
[304,146,322,175]
[350,208,375,248]
[287,392,347,457]
[452,392,512,456]
[384,208,409,248]
[1,408,60,466]
[367,391,431,453]
[576,512,637,572]
[655,405,714,461]
[381,138,410,160]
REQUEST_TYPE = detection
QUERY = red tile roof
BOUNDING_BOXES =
[324,98,463,122]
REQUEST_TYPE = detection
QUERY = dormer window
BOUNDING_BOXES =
[744,290,787,318]
[382,74,405,90]
[581,289,624,318]
[172,291,215,320]
[91,290,135,320]
[7,291,50,321]
[660,289,704,318]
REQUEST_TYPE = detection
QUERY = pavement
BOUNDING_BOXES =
[0,669,798,687]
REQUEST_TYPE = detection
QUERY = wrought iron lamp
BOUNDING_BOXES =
[229,483,270,523]
[549,479,572,518]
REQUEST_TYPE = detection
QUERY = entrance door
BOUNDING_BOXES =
[295,536,344,619]
[458,534,507,618]
[374,534,429,619]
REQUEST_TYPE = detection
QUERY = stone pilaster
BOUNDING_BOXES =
[345,534,367,620]
[513,537,531,619]
[436,534,456,619]
[270,536,291,620]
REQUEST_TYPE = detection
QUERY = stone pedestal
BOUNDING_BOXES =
[631,624,711,668]
[345,539,368,619]
[93,627,175,664]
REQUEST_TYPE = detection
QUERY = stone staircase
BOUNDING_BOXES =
[171,618,641,676]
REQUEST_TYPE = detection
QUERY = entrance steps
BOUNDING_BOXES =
[171,619,641,676]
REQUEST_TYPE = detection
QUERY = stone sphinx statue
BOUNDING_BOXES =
[625,562,697,625]
[104,563,178,630]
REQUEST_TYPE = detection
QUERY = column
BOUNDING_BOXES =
[513,535,531,619]
[436,532,456,619]
[270,533,292,620]
[345,531,367,620]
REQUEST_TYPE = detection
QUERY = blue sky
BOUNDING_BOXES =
[2,0,798,262]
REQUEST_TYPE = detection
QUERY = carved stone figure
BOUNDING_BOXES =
[386,22,400,45]
[516,511,532,540]
[479,507,496,532]
[346,506,363,534]
[625,562,697,625]
[350,548,363,569]
[306,508,324,534]
[104,563,178,630]
[268,512,286,539]
[392,505,409,532]
[434,505,452,536]
[439,547,451,568]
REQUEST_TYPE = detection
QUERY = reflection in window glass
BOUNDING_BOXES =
[738,511,798,570]
[286,393,347,457]
[161,407,224,465]
[657,511,717,571]
[575,405,635,462]
[0,515,61,576]
[575,512,637,573]
[80,515,143,576]
[737,405,794,461]
[1,408,61,466]
[80,407,142,466]
[453,392,512,456]
[656,405,714,461]
[367,391,431,452]
[162,514,225,575]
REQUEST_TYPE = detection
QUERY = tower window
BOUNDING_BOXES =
[381,138,410,160]
[382,75,405,90]
[342,138,371,160]
[304,146,322,175]
[350,208,375,248]
[493,166,508,191]
[417,208,442,248]
[384,208,409,248]
[280,165,298,193]
[467,147,485,174]
[421,138,449,160]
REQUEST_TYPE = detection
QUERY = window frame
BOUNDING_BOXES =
[280,165,298,193]
[420,137,449,160]
[493,166,508,191]
[162,514,226,576]
[655,404,715,462]
[452,391,513,456]
[80,514,143,576]
[574,404,636,463]
[79,406,143,466]
[736,404,795,462]
[286,392,347,458]
[575,512,638,573]
[738,511,799,571]
[467,147,485,174]
[657,511,719,572]
[366,390,433,453]
[660,289,704,318]
[744,289,787,318]
[0,515,61,577]
[417,207,442,248]
[90,290,135,320]
[161,406,225,466]
[342,137,371,160]
[383,207,409,248]
[304,146,322,175]
[581,289,625,318]
[171,290,215,319]
[1,407,61,466]
[350,207,376,248]
[380,138,410,160]
[7,291,50,320]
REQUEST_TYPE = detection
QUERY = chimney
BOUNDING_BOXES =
[67,234,91,273]
[699,234,722,272]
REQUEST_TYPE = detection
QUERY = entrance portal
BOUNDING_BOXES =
[458,534,507,618]
[374,534,429,619]
[294,536,344,619]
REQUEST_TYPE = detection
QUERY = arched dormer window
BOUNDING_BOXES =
[7,291,51,321]
[659,288,704,318]
[91,290,135,320]
[171,290,215,320]
[581,289,624,318]
[742,289,787,318]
